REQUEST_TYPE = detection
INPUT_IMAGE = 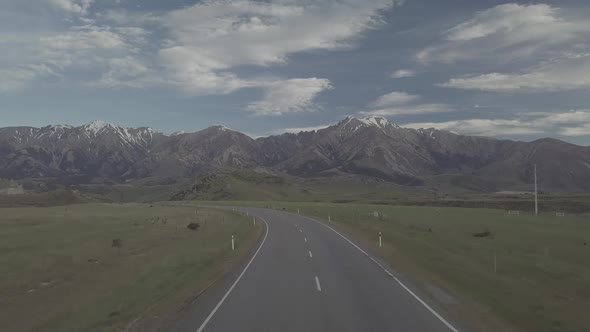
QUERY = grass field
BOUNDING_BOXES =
[197,201,590,332]
[0,203,261,332]
[163,170,590,213]
[168,170,430,203]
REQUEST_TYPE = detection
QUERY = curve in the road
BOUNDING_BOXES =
[178,207,461,332]
[196,216,270,332]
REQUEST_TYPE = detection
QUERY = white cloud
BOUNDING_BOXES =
[40,27,127,58]
[0,67,41,93]
[391,69,415,78]
[528,110,590,136]
[158,46,255,95]
[2,0,404,117]
[363,103,451,116]
[98,10,158,26]
[272,124,332,135]
[369,91,419,108]
[404,119,543,136]
[1,1,166,94]
[441,53,590,91]
[403,110,590,137]
[0,23,151,93]
[247,78,332,116]
[418,4,590,64]
[445,4,559,41]
[159,0,400,96]
[163,0,398,67]
[363,91,454,116]
[49,0,94,15]
[560,125,590,137]
[0,62,67,93]
[93,56,158,88]
[42,26,144,79]
[424,3,590,93]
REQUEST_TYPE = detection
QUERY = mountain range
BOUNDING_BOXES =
[1,117,589,192]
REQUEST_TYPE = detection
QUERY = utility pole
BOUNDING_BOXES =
[534,164,538,216]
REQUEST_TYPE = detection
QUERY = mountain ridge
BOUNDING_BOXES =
[0,116,579,145]
[1,117,589,192]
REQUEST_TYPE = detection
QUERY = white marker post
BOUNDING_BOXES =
[379,232,382,248]
[328,215,331,222]
[232,235,235,251]
[253,217,256,226]
[534,164,539,216]
[297,208,300,214]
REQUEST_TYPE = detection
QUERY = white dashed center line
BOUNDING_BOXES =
[315,276,322,292]
[308,250,313,258]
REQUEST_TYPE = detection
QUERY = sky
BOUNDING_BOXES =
[2,0,590,144]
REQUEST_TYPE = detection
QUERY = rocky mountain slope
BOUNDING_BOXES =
[1,117,589,192]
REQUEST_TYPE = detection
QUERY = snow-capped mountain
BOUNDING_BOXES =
[328,116,399,135]
[358,116,400,129]
[0,121,167,180]
[1,117,589,191]
[1,120,162,150]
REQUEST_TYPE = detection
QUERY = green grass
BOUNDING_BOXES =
[170,170,429,203]
[197,201,590,332]
[0,203,261,332]
[160,170,590,213]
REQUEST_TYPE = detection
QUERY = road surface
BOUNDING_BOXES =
[174,207,460,332]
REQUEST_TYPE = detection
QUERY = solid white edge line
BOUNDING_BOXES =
[392,276,459,332]
[196,214,269,332]
[369,257,385,270]
[315,276,322,292]
[297,213,460,332]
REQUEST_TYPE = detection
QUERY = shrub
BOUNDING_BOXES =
[187,222,200,231]
[472,230,493,238]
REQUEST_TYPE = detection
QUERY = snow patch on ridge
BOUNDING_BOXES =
[212,125,231,132]
[83,120,117,136]
[359,116,399,129]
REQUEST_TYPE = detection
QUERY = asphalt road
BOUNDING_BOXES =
[174,207,460,332]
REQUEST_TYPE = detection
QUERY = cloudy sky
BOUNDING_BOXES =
[2,0,590,144]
